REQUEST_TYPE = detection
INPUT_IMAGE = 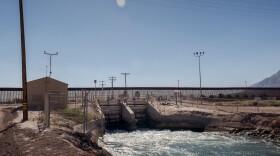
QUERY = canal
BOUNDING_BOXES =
[103,129,280,156]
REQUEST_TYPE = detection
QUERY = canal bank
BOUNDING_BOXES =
[65,99,280,155]
[97,101,280,143]
[99,101,280,155]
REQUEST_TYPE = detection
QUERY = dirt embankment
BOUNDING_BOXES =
[216,113,280,142]
[0,107,21,156]
[150,103,280,142]
[0,106,111,156]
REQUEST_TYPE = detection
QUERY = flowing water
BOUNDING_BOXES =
[102,129,280,156]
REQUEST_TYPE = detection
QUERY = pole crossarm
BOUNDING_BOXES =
[99,81,106,88]
[44,51,58,77]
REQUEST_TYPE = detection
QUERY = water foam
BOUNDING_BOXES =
[103,130,280,156]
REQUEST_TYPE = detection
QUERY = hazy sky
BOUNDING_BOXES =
[1,0,280,87]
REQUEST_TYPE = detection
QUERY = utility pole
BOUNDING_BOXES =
[109,76,116,99]
[99,81,106,100]
[19,0,28,121]
[94,80,97,99]
[194,52,205,105]
[121,73,130,88]
[177,80,180,88]
[44,51,58,77]
[121,73,130,98]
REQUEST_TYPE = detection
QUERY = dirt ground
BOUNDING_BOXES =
[2,100,279,155]
[156,100,280,115]
[0,105,110,156]
[0,106,21,156]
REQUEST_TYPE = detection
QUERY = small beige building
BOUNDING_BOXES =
[27,77,68,110]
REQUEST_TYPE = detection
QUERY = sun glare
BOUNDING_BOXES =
[116,0,125,8]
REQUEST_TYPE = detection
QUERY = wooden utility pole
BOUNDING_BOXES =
[109,76,116,99]
[121,73,130,88]
[99,81,106,100]
[19,0,28,121]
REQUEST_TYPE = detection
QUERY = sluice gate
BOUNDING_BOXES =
[100,102,148,130]
[127,104,148,128]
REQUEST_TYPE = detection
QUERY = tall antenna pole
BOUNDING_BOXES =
[44,51,58,77]
[19,0,28,121]
[194,52,205,105]
[121,73,130,88]
[109,76,116,99]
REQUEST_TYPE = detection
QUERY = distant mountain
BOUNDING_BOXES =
[251,71,280,87]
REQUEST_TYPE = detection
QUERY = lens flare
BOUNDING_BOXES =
[116,0,125,7]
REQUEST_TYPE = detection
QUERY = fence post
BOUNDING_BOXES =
[197,97,199,108]
[257,100,259,113]
[192,97,193,107]
[44,94,50,127]
[82,90,86,134]
[236,100,239,112]
[75,92,77,109]
[214,97,218,110]
[215,98,217,110]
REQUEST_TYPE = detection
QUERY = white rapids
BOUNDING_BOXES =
[101,129,280,156]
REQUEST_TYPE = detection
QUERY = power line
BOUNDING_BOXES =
[160,0,280,13]
[129,0,280,18]
[229,0,280,7]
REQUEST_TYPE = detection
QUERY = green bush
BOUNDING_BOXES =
[270,103,280,107]
[252,101,258,106]
[60,108,100,123]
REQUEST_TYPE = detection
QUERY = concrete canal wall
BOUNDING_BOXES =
[146,102,214,131]
[97,101,215,131]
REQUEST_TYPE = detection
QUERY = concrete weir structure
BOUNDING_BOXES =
[98,101,214,131]
[146,102,212,131]
[100,101,148,130]
[121,103,137,130]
